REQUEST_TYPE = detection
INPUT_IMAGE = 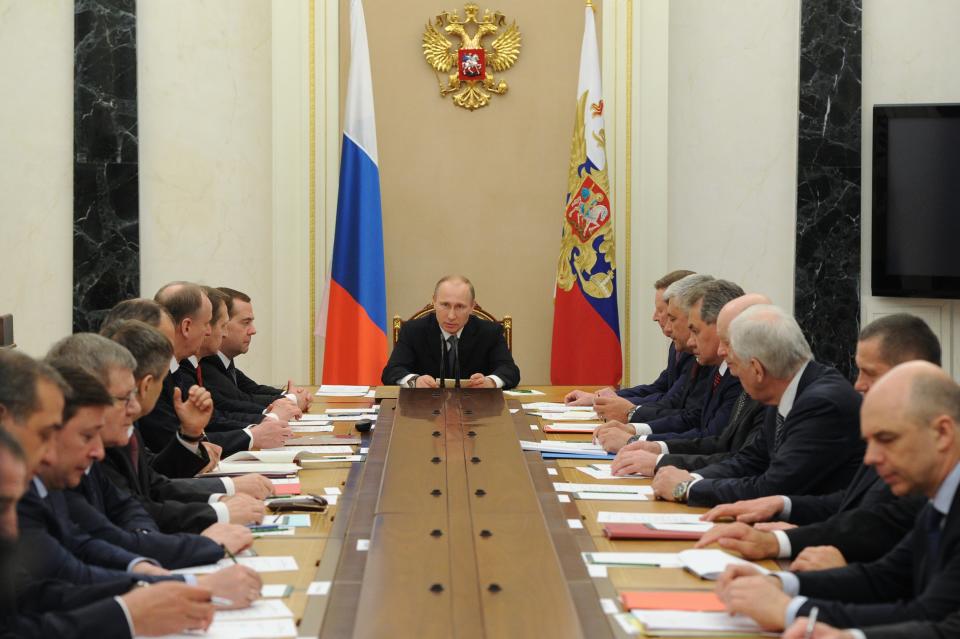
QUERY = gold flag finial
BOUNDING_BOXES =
[585,0,594,7]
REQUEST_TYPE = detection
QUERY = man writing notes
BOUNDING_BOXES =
[382,275,520,389]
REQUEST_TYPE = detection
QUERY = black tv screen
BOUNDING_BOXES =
[872,104,960,298]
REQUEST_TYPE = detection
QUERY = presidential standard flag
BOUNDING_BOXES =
[321,0,387,385]
[550,3,622,385]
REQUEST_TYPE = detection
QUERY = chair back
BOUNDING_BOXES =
[392,303,512,351]
[0,314,13,349]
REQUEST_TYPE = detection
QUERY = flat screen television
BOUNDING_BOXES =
[872,103,960,298]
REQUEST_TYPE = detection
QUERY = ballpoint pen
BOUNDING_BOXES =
[221,544,239,565]
[802,606,819,639]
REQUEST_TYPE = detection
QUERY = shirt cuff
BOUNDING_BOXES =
[774,571,801,596]
[176,432,202,455]
[182,574,198,586]
[244,425,254,450]
[633,423,652,436]
[848,631,867,639]
[284,392,298,403]
[780,496,792,520]
[656,441,669,454]
[690,473,703,481]
[210,501,230,523]
[774,530,792,558]
[263,411,280,421]
[208,493,225,504]
[398,373,417,387]
[220,477,236,495]
[487,375,504,388]
[785,596,809,628]
[127,557,158,572]
[113,596,135,638]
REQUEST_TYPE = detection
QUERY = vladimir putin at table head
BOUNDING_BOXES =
[381,275,520,389]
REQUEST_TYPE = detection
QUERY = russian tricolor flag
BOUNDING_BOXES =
[321,0,387,385]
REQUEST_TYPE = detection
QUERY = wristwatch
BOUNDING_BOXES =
[627,406,640,422]
[407,376,419,388]
[178,429,206,443]
[673,480,693,503]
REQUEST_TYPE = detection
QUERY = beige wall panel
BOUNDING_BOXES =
[346,1,599,385]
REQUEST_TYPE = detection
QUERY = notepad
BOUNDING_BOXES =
[315,385,370,396]
[263,514,311,527]
[290,424,335,433]
[677,549,770,580]
[291,414,333,423]
[620,591,725,612]
[576,465,647,480]
[583,552,683,568]
[171,556,299,575]
[223,447,355,463]
[543,423,602,433]
[553,482,653,495]
[597,511,705,525]
[522,402,594,411]
[536,411,601,421]
[260,584,293,598]
[203,462,300,476]
[631,610,768,635]
[575,491,649,501]
[520,440,604,453]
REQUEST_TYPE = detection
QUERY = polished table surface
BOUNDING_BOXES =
[249,386,773,638]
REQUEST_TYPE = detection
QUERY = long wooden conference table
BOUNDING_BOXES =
[242,386,776,638]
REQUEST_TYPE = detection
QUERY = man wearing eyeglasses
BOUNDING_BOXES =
[381,275,520,389]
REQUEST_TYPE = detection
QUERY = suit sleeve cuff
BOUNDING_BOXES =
[113,596,136,638]
[774,571,801,596]
[208,493,225,504]
[220,477,236,495]
[487,375,504,388]
[780,496,792,520]
[784,596,809,628]
[773,530,792,558]
[210,501,230,523]
[633,423,652,436]
[848,631,867,639]
[244,425,254,450]
[176,432,202,455]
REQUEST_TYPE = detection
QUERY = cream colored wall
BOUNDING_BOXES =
[664,0,800,310]
[350,1,592,385]
[861,0,960,378]
[138,0,304,385]
[0,0,73,357]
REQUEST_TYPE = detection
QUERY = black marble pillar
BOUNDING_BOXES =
[73,0,139,333]
[794,0,862,379]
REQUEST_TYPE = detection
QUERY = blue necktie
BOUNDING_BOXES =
[926,506,945,578]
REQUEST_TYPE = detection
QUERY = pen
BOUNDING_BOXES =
[221,544,239,565]
[248,525,283,532]
[211,596,234,607]
[802,606,819,639]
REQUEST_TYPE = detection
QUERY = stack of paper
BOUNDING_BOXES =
[152,599,298,638]
[676,549,770,581]
[582,552,684,568]
[520,440,615,460]
[223,447,355,464]
[576,464,647,480]
[542,422,602,433]
[631,610,769,636]
[314,384,370,397]
[171,556,299,575]
[552,482,653,495]
[203,462,300,477]
[597,512,707,525]
[536,411,600,421]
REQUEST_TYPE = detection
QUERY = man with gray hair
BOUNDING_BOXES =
[652,304,863,506]
[595,273,716,423]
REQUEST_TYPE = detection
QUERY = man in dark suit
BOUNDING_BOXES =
[564,269,695,407]
[651,304,864,506]
[597,279,745,451]
[381,275,520,389]
[199,286,312,412]
[716,362,960,632]
[0,427,218,639]
[609,293,773,476]
[783,611,960,639]
[593,273,715,423]
[697,313,942,570]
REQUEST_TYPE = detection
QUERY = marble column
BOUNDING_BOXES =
[794,0,862,379]
[73,0,139,333]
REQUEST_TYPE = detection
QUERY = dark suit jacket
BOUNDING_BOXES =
[646,366,742,440]
[786,494,926,562]
[656,391,765,471]
[138,371,251,458]
[863,609,960,639]
[381,314,520,388]
[687,361,864,507]
[617,343,695,404]
[177,358,267,423]
[628,361,711,424]
[101,429,223,534]
[200,354,284,408]
[794,487,960,628]
[15,482,158,586]
[66,463,223,568]
[787,464,893,525]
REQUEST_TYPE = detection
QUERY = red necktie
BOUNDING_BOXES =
[196,363,204,387]
[712,370,722,392]
[129,431,140,474]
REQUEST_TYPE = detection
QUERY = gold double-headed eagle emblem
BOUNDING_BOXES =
[422,3,522,111]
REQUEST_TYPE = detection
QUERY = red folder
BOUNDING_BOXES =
[602,523,704,541]
[620,591,725,612]
[273,482,302,496]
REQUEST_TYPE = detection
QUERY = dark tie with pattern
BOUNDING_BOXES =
[227,360,239,386]
[128,431,140,473]
[446,335,458,377]
[774,412,786,450]
[196,363,204,387]
[925,506,945,580]
[728,390,748,424]
[711,370,722,394]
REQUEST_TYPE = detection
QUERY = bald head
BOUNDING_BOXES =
[862,360,960,497]
[716,294,773,370]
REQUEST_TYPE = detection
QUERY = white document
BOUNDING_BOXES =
[263,514,311,527]
[325,407,378,415]
[677,549,770,580]
[290,424,335,433]
[544,422,602,432]
[149,618,299,639]
[520,440,604,453]
[299,455,364,464]
[324,486,342,495]
[214,599,293,622]
[171,556,299,575]
[553,482,653,495]
[210,462,300,475]
[315,385,369,396]
[291,414,333,423]
[271,478,299,485]
[576,465,647,480]
[648,522,715,533]
[575,492,649,501]
[312,414,379,422]
[596,511,705,525]
[307,581,332,595]
[522,402,594,411]
[504,389,546,396]
[631,610,767,635]
[536,411,601,421]
[260,584,290,598]
[583,552,683,568]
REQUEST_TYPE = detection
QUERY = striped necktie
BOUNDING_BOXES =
[774,412,786,450]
